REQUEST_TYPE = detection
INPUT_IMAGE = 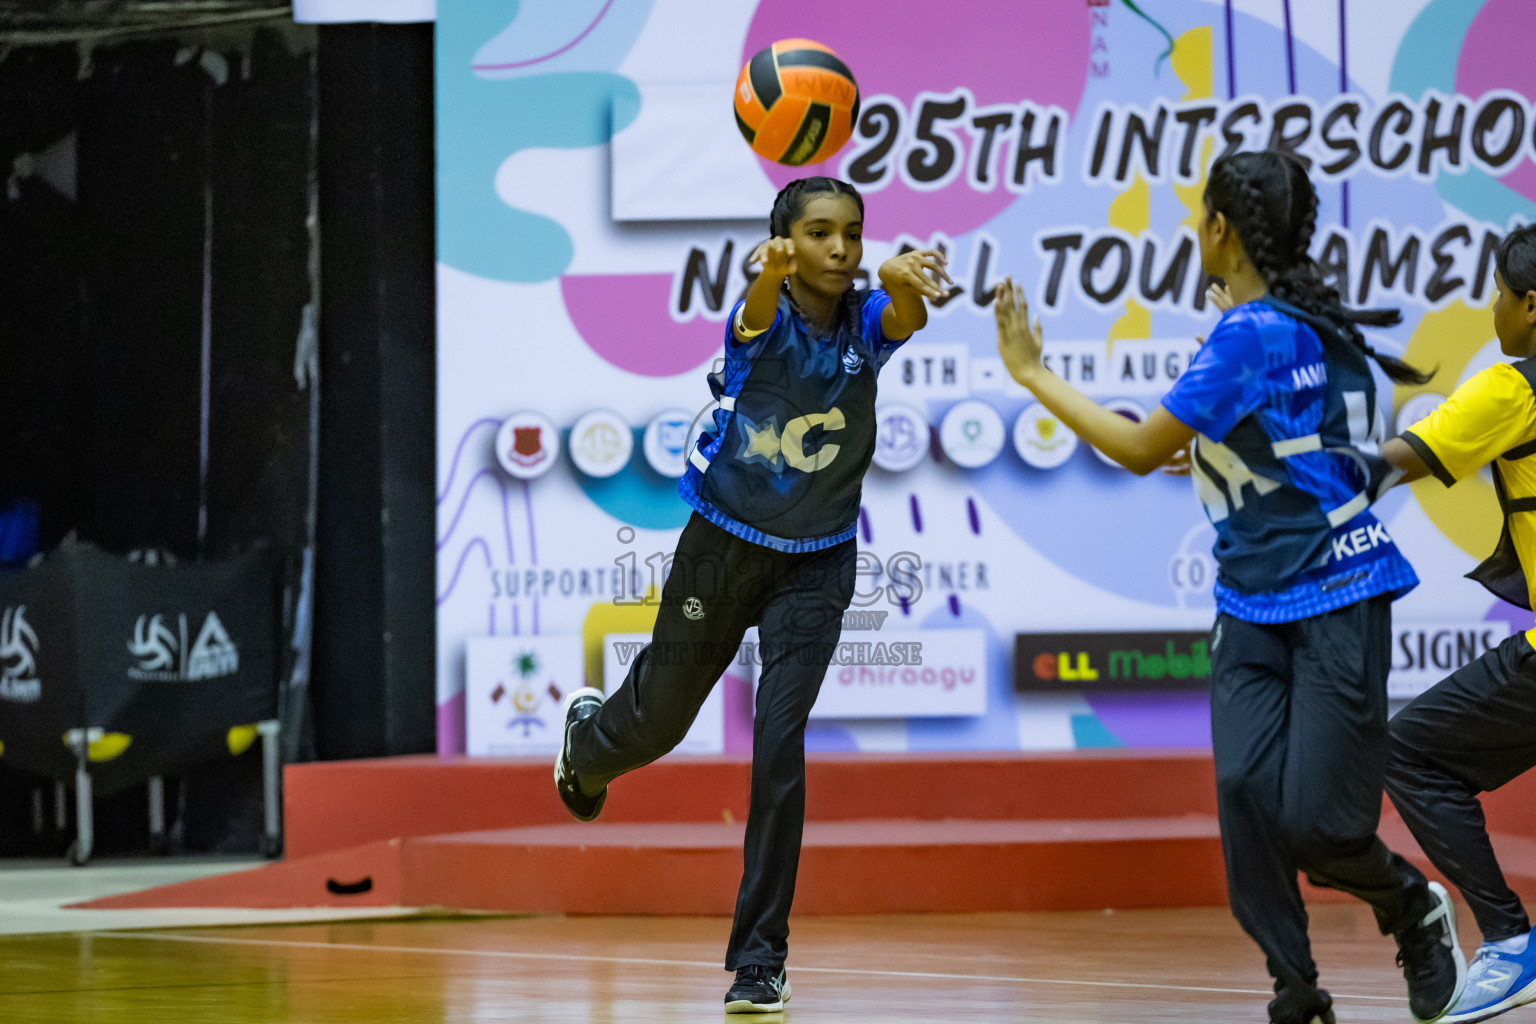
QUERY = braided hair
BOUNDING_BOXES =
[1205,151,1433,385]
[767,176,866,339]
[1495,222,1536,297]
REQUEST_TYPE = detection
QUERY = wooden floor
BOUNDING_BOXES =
[0,904,1484,1023]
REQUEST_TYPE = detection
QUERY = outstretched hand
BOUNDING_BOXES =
[1206,280,1235,312]
[878,249,951,302]
[750,238,797,278]
[994,277,1046,383]
[1160,445,1193,476]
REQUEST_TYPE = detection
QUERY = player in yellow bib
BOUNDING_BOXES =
[1383,223,1536,1024]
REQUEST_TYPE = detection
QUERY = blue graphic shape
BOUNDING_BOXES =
[1070,712,1125,749]
[437,1,654,282]
[904,604,1018,752]
[804,725,860,753]
[472,0,647,75]
[1391,0,1536,227]
[573,428,693,530]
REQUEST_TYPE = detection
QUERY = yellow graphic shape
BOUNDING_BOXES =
[582,585,661,693]
[1107,173,1151,346]
[1397,300,1502,559]
[741,420,782,461]
[88,732,131,762]
[1171,27,1213,100]
[0,740,5,756]
[227,723,258,756]
[1104,26,1211,349]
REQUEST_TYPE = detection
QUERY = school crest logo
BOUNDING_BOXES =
[683,597,705,621]
[496,411,560,480]
[841,345,865,375]
[511,428,545,466]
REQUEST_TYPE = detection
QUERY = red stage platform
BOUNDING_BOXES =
[76,750,1536,915]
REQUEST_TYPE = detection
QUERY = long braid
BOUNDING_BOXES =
[1208,152,1433,385]
[766,176,865,340]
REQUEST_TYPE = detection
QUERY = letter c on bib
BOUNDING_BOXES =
[782,408,846,472]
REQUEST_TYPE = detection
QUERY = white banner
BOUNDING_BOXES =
[601,631,736,755]
[465,635,582,756]
[1388,621,1510,700]
[809,629,988,719]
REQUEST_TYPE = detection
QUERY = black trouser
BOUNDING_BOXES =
[1386,631,1536,943]
[567,513,856,971]
[1211,595,1431,1012]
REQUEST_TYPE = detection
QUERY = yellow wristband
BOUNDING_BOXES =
[734,306,768,338]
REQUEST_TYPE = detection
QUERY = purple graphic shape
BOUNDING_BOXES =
[437,470,515,565]
[438,538,492,607]
[1282,0,1296,94]
[948,594,961,618]
[722,671,755,754]
[1457,0,1536,206]
[1083,690,1212,748]
[437,690,466,756]
[471,0,618,70]
[967,497,980,535]
[1224,0,1236,99]
[1485,598,1529,639]
[438,417,501,506]
[859,506,872,544]
[909,494,923,533]
[562,273,725,377]
[523,480,538,564]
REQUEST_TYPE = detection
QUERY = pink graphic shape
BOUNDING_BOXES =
[743,2,1091,240]
[562,272,725,377]
[1457,0,1536,204]
[437,690,466,756]
[721,671,755,754]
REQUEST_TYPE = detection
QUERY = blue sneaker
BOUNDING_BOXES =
[1443,939,1536,1023]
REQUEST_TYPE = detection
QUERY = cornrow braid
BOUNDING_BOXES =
[1207,151,1432,386]
[765,176,866,340]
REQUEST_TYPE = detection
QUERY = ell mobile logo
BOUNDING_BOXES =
[1014,631,1213,691]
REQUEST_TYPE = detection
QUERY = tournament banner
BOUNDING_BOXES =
[0,543,278,794]
[437,1,1536,755]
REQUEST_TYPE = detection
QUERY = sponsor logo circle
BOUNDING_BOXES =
[682,596,705,621]
[1012,403,1078,469]
[1394,391,1445,437]
[871,403,930,472]
[643,409,701,478]
[939,399,1005,469]
[1091,399,1148,469]
[496,411,560,480]
[568,409,633,478]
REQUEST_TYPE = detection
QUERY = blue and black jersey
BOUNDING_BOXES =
[1161,296,1418,622]
[679,288,902,553]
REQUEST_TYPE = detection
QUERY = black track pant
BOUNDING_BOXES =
[567,513,855,971]
[1386,631,1536,943]
[1212,595,1431,1009]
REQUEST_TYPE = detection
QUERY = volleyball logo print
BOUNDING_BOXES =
[0,605,40,703]
[127,611,240,682]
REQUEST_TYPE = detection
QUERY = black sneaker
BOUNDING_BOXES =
[1397,881,1468,1023]
[553,687,606,822]
[724,964,790,1013]
[1269,985,1335,1024]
